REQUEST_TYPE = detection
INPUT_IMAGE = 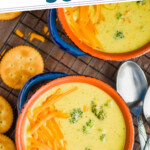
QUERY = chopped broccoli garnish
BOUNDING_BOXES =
[83,125,89,134]
[85,148,91,150]
[69,108,83,123]
[100,134,106,142]
[104,100,113,107]
[137,0,146,5]
[113,31,125,40]
[116,13,123,20]
[86,119,94,128]
[98,128,103,132]
[83,119,94,134]
[91,101,106,120]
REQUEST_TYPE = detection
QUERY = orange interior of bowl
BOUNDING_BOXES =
[57,8,150,61]
[16,76,134,150]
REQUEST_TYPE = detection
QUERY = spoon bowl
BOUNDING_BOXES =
[117,61,148,108]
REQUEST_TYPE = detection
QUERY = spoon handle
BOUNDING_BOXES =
[144,136,150,150]
[137,115,147,150]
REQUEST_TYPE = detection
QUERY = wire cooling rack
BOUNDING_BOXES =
[0,10,150,150]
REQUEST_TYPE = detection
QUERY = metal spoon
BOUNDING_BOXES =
[144,86,150,126]
[143,86,150,149]
[117,61,148,150]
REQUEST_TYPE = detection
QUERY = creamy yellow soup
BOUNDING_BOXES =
[24,83,126,150]
[64,1,150,53]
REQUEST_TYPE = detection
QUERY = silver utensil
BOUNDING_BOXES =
[117,61,148,150]
[143,87,150,150]
[144,86,150,126]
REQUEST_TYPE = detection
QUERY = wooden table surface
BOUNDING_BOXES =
[0,10,150,150]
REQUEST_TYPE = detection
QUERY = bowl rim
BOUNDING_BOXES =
[57,8,150,61]
[16,75,134,150]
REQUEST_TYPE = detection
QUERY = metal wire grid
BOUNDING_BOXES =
[0,9,150,149]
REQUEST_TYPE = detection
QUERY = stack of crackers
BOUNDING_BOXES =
[0,96,15,149]
[0,12,45,149]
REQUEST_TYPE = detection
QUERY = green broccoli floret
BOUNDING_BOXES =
[83,125,89,134]
[83,119,94,134]
[137,0,146,5]
[104,100,113,108]
[100,134,106,142]
[85,148,91,150]
[86,119,94,128]
[116,12,123,20]
[69,108,83,123]
[91,101,106,120]
[113,31,125,40]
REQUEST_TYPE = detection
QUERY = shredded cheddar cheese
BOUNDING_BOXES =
[26,87,78,150]
[16,29,24,38]
[28,32,45,42]
[43,26,49,36]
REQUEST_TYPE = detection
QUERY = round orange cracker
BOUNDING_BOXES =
[0,12,22,21]
[0,134,16,150]
[0,96,13,133]
[0,45,44,89]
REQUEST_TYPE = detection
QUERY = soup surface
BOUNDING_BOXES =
[64,1,150,53]
[24,83,126,150]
